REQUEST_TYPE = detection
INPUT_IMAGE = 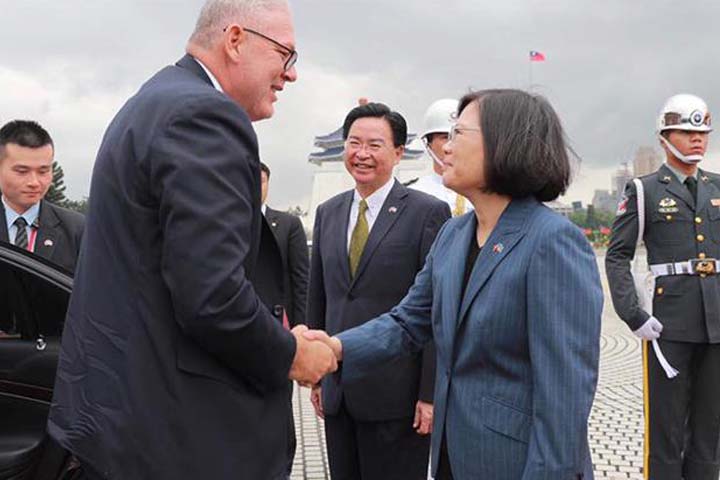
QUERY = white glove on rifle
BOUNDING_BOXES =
[633,316,663,341]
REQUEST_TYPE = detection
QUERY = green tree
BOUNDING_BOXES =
[585,205,599,229]
[62,197,89,214]
[568,211,583,227]
[45,161,67,205]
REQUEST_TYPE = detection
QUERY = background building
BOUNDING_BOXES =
[592,189,615,213]
[633,146,662,177]
[612,163,633,204]
[545,200,573,217]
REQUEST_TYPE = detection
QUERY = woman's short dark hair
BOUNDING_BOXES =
[458,89,576,202]
[342,102,408,148]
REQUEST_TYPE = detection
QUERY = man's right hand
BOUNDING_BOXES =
[288,325,338,386]
[302,329,343,360]
[633,316,663,341]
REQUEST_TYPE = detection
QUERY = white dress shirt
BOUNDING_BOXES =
[409,172,473,215]
[193,57,224,93]
[346,178,395,252]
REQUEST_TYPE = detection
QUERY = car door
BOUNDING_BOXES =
[0,242,72,480]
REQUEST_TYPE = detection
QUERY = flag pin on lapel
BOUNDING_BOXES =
[388,206,397,214]
[493,243,504,254]
[44,239,53,247]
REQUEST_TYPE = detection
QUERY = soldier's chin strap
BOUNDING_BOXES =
[658,134,704,164]
[422,137,445,168]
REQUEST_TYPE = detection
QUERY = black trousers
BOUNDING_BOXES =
[435,434,454,480]
[324,399,430,480]
[644,340,720,480]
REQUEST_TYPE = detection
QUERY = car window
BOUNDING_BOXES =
[0,256,70,342]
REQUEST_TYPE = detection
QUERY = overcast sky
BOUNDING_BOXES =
[2,0,719,209]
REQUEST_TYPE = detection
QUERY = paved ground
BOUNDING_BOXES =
[290,255,648,479]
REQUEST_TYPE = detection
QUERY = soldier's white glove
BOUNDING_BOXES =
[633,316,663,341]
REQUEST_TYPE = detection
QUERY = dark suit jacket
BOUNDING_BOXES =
[308,180,450,421]
[0,200,84,273]
[0,200,84,337]
[47,54,297,480]
[339,198,603,479]
[254,214,286,317]
[265,207,309,326]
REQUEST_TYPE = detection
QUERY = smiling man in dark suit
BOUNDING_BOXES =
[0,120,84,339]
[47,1,338,479]
[308,102,450,479]
[260,162,309,327]
[0,120,84,272]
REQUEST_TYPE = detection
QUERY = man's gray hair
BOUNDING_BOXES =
[189,0,288,48]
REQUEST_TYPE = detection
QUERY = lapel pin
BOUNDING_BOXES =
[44,239,54,247]
[388,206,398,214]
[663,175,672,182]
[702,175,709,182]
[271,221,278,228]
[492,243,504,254]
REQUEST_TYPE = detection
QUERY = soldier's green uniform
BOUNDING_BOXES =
[606,94,719,480]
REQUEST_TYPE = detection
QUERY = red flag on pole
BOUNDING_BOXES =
[529,50,546,62]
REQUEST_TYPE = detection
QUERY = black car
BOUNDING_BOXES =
[0,241,72,479]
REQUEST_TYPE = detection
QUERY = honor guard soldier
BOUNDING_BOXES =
[407,98,473,216]
[606,93,720,480]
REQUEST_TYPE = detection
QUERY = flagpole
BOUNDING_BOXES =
[528,55,533,92]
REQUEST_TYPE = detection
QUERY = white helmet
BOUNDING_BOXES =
[657,94,713,164]
[421,99,458,139]
[657,94,712,134]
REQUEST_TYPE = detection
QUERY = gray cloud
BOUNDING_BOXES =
[1,0,719,207]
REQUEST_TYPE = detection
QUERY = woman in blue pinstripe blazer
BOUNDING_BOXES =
[309,89,603,480]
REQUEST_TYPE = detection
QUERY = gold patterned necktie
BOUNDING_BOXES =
[349,199,369,278]
[453,194,467,217]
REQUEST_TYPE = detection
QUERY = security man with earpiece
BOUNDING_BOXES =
[606,93,720,480]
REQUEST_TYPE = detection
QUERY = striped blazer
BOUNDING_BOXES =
[338,196,603,480]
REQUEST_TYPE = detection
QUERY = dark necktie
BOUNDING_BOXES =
[685,176,697,206]
[13,217,28,250]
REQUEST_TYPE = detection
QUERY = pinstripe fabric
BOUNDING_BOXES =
[338,197,603,480]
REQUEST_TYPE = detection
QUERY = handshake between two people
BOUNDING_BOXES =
[288,325,343,387]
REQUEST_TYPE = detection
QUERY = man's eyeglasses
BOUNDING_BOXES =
[448,124,482,142]
[224,26,298,72]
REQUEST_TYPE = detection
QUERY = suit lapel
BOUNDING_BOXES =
[265,206,284,244]
[34,201,59,261]
[456,198,536,329]
[350,181,407,287]
[659,164,694,209]
[443,215,475,335]
[335,191,354,284]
